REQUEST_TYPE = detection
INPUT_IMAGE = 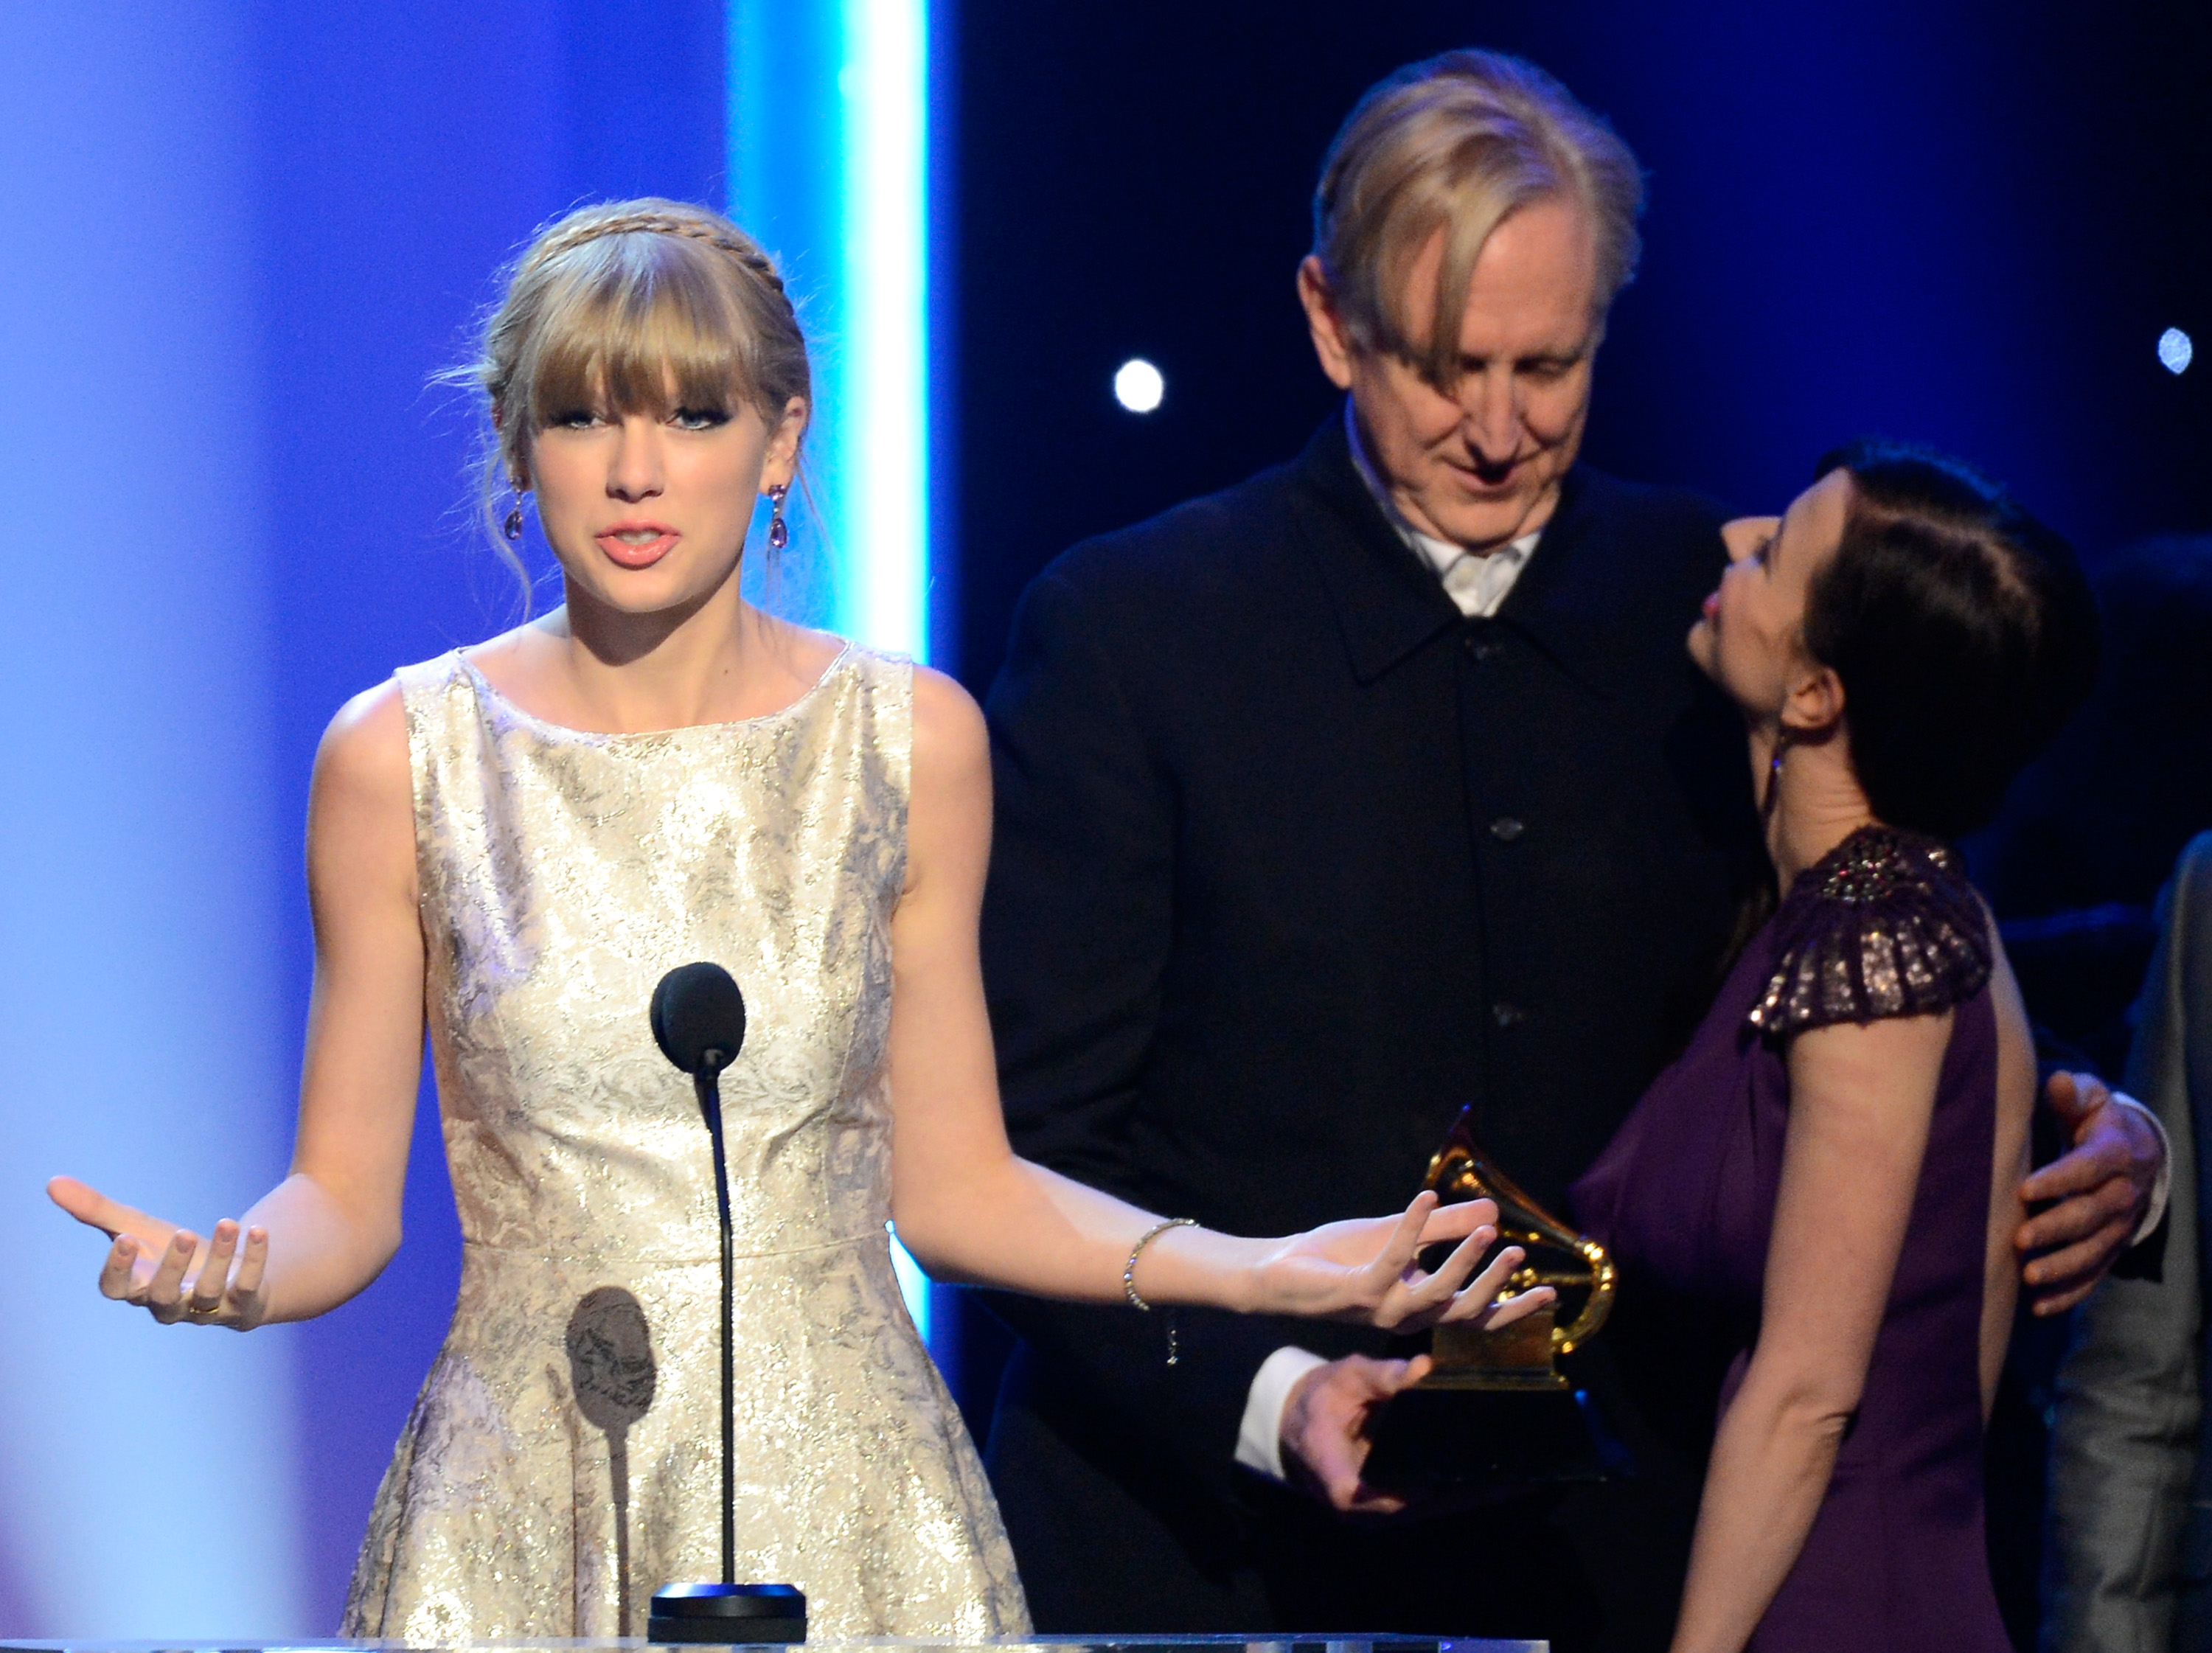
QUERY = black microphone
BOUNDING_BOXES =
[644,964,805,1645]
[650,960,748,1082]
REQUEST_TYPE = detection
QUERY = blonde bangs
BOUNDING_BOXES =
[522,236,760,427]
[453,198,813,613]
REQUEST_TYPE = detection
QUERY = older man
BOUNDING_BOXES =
[978,50,2157,1650]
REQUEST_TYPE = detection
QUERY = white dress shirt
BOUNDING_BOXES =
[1343,401,1540,619]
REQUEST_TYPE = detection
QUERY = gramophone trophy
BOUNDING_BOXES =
[1362,1105,1621,1488]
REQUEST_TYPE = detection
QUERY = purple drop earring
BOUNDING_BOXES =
[766,484,790,551]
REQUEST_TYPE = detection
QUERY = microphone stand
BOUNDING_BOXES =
[695,1049,736,1585]
[646,960,804,1643]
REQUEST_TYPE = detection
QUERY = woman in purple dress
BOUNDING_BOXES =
[1573,442,2098,1653]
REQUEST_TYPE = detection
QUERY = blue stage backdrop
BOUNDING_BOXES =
[0,7,299,1635]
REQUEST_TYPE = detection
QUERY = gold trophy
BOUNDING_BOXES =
[1363,1107,1623,1487]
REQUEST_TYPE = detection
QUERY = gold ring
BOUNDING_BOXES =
[184,1299,223,1318]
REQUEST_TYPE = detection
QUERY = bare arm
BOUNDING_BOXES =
[886,667,1544,1329]
[49,681,428,1326]
[1980,939,2034,1407]
[1669,1009,1952,1653]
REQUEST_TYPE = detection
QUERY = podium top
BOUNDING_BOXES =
[0,1638,1545,1653]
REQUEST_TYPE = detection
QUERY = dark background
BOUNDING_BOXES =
[934,7,2212,1648]
[946,1,2212,698]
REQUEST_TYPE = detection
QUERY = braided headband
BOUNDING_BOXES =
[523,210,788,299]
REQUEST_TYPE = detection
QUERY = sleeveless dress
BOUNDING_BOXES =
[1571,826,2007,1653]
[339,645,1028,1640]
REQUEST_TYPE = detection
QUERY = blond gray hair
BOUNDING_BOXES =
[1311,50,1644,385]
[450,198,812,603]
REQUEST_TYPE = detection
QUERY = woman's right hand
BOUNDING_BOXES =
[1245,1191,1551,1331]
[48,1176,269,1329]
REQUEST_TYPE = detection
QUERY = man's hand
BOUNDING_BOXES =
[1279,1352,1430,1514]
[2018,1071,2162,1315]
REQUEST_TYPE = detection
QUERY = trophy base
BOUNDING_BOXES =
[1363,1382,1614,1489]
[1413,1367,1571,1392]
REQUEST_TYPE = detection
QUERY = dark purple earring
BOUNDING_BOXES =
[503,490,526,542]
[766,484,790,551]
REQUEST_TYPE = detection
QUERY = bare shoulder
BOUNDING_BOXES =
[321,677,407,783]
[318,680,409,792]
[456,616,566,706]
[742,611,846,692]
[910,663,989,782]
[771,616,847,678]
[903,666,990,899]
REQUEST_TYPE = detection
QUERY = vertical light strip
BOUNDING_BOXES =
[731,0,935,1344]
[841,0,930,659]
[841,0,933,1342]
[842,0,935,1343]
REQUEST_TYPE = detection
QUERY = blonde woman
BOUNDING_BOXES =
[46,201,1545,1640]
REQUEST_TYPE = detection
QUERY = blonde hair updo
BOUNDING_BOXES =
[453,198,813,602]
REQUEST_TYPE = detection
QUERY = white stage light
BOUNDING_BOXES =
[729,0,936,1343]
[2160,327,2193,375]
[1114,357,1165,413]
[842,0,929,659]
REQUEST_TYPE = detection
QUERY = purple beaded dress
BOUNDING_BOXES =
[1571,826,2008,1653]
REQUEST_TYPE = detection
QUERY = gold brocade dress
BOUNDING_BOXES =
[340,645,1028,1641]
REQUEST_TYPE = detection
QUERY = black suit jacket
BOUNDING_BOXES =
[978,414,1759,1643]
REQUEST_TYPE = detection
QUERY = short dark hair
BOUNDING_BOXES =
[1805,440,2098,842]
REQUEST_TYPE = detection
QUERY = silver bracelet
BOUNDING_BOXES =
[1124,1217,1197,1366]
[1122,1216,1197,1312]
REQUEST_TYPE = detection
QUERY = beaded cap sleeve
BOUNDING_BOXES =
[1747,824,1992,1038]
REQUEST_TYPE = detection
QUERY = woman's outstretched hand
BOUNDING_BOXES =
[1253,1190,1557,1332]
[47,1176,269,1330]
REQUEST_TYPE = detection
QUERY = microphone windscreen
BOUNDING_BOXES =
[650,962,748,1076]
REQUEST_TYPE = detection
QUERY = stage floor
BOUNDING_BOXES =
[1,1638,1545,1652]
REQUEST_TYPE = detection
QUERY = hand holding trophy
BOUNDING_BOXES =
[1362,1107,1622,1489]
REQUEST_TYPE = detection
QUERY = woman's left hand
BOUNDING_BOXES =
[1251,1190,1557,1331]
